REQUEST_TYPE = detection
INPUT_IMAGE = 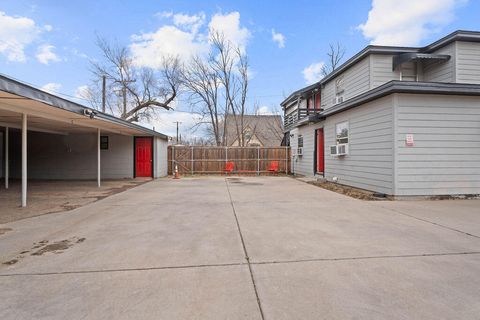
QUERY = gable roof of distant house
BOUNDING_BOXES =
[281,30,480,107]
[224,114,283,147]
[0,73,169,139]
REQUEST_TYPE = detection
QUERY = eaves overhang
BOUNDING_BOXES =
[0,74,169,139]
[320,81,480,118]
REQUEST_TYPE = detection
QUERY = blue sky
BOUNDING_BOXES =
[1,0,479,137]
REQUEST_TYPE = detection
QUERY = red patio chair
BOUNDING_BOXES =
[224,162,235,175]
[267,161,279,175]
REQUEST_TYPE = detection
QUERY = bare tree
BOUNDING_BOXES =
[321,42,346,77]
[181,30,249,146]
[84,37,181,122]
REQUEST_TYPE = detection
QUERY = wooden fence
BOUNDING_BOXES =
[168,146,290,175]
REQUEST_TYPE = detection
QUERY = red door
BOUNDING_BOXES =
[135,137,153,177]
[316,129,324,173]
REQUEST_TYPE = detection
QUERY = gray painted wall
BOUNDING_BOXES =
[456,41,480,84]
[289,123,323,176]
[0,132,3,178]
[423,42,456,82]
[322,57,370,110]
[9,132,134,180]
[324,95,395,194]
[394,94,480,196]
[154,137,169,177]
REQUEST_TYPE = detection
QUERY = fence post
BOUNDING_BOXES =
[257,147,260,176]
[191,146,194,175]
[285,146,288,174]
[225,146,228,175]
[172,145,175,175]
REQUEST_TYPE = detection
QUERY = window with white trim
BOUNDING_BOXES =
[336,121,349,144]
[335,76,345,104]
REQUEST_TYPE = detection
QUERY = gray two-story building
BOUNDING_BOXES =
[283,30,480,197]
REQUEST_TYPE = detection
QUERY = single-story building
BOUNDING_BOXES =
[283,30,480,198]
[0,74,169,207]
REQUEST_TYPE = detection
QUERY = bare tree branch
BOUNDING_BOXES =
[321,42,346,77]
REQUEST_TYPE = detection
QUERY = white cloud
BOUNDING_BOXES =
[358,0,467,46]
[130,26,209,68]
[41,82,61,94]
[0,11,41,62]
[155,11,173,19]
[256,106,275,115]
[36,44,60,64]
[130,11,250,68]
[144,110,204,138]
[271,29,285,48]
[74,85,89,99]
[208,12,251,51]
[173,12,206,33]
[302,62,325,85]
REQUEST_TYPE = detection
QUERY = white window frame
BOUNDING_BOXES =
[335,121,349,145]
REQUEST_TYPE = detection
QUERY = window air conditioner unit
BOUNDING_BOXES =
[330,145,338,156]
[297,148,303,156]
[337,143,349,156]
[335,96,344,104]
[330,144,349,156]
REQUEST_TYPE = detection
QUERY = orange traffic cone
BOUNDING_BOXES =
[173,165,180,179]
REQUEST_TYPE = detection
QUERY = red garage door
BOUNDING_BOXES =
[135,137,153,177]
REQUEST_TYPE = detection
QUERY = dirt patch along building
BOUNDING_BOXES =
[0,74,169,208]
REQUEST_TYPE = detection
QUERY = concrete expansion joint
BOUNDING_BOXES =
[383,206,480,239]
[224,178,265,320]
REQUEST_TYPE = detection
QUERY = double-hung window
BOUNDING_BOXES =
[335,121,349,145]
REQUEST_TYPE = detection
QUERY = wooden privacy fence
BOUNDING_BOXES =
[168,146,291,175]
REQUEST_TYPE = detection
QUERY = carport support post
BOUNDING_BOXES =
[97,128,101,188]
[21,114,27,207]
[5,127,8,189]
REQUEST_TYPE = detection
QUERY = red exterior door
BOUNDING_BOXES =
[135,137,153,177]
[316,129,324,173]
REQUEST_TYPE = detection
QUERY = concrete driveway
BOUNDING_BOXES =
[1,177,480,319]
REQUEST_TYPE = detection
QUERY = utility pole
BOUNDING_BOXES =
[102,75,106,113]
[173,121,182,144]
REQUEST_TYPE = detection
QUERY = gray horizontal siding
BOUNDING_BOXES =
[290,123,323,176]
[324,95,394,194]
[423,42,456,83]
[456,41,480,84]
[370,55,400,88]
[394,94,480,196]
[322,57,370,110]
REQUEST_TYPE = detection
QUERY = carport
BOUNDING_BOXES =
[0,74,169,207]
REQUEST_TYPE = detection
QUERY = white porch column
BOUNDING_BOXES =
[21,114,27,207]
[97,128,101,187]
[5,127,8,189]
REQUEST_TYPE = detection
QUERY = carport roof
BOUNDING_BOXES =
[0,74,169,139]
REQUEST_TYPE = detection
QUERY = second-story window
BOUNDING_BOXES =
[298,135,304,148]
[335,76,345,104]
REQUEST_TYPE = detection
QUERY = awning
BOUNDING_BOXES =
[393,53,450,70]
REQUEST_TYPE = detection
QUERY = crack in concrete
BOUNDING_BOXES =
[225,178,265,320]
[380,206,480,239]
[1,251,479,278]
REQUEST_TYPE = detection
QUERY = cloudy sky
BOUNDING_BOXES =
[0,0,478,137]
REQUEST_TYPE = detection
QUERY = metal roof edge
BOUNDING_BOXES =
[0,74,169,139]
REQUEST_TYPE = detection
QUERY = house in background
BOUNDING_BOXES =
[282,30,480,197]
[0,74,169,207]
[225,114,283,147]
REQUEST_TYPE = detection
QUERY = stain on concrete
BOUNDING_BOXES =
[1,236,86,266]
[227,178,264,186]
[31,237,85,256]
[2,259,18,266]
[0,228,12,235]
